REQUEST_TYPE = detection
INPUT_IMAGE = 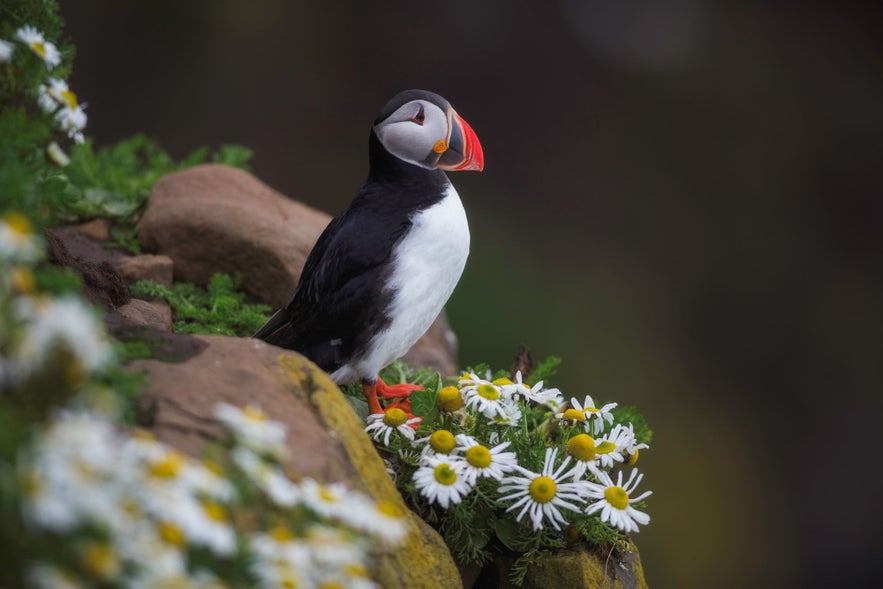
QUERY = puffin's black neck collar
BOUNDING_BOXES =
[367,130,447,186]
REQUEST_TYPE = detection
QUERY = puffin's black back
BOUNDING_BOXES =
[253,129,450,375]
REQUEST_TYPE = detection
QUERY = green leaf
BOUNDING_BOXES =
[410,388,436,417]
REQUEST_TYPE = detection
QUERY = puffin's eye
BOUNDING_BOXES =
[412,106,425,125]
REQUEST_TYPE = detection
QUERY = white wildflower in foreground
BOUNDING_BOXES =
[215,403,288,458]
[0,211,41,264]
[497,448,588,531]
[15,26,60,68]
[0,39,13,62]
[413,454,471,508]
[585,469,652,533]
[365,406,420,446]
[10,295,112,381]
[55,104,87,143]
[454,434,519,484]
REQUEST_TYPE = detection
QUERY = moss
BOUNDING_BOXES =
[275,353,463,589]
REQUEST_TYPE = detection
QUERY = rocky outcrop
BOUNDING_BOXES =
[128,334,462,589]
[138,164,330,309]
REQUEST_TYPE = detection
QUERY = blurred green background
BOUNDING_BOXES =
[62,1,882,587]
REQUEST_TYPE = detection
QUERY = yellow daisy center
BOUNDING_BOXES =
[595,441,617,455]
[604,485,629,510]
[60,89,78,108]
[477,383,499,401]
[202,500,227,522]
[318,485,338,503]
[562,408,586,422]
[493,377,514,386]
[270,525,294,542]
[627,449,640,465]
[30,41,47,58]
[10,267,35,293]
[429,429,456,453]
[344,563,369,578]
[158,521,186,546]
[147,452,185,479]
[529,476,557,503]
[320,582,344,589]
[80,542,118,579]
[376,499,402,518]
[383,407,408,427]
[465,445,492,468]
[280,574,300,588]
[243,406,267,421]
[566,434,596,461]
[4,211,33,237]
[437,385,464,411]
[433,463,458,486]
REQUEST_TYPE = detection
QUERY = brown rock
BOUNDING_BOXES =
[114,254,174,288]
[138,164,330,308]
[44,226,129,307]
[127,334,463,588]
[74,218,111,242]
[114,299,173,331]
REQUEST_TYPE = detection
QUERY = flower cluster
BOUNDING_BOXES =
[16,402,405,588]
[1,24,87,146]
[362,361,653,564]
[1,212,112,391]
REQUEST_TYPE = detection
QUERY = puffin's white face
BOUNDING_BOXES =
[374,99,450,170]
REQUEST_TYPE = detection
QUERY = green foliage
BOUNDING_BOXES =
[131,273,271,337]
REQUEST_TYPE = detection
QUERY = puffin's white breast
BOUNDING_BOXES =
[343,183,469,381]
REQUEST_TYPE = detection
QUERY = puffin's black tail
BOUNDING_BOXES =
[252,307,294,344]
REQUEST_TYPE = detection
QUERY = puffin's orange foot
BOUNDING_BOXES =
[376,376,423,399]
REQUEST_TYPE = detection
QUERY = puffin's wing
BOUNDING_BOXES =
[255,197,411,373]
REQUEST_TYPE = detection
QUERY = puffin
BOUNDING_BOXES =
[253,89,484,415]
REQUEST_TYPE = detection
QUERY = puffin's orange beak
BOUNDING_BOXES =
[437,109,484,172]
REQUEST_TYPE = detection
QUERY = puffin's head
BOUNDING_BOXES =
[373,89,484,172]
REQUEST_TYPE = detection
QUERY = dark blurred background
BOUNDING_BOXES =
[62,1,882,587]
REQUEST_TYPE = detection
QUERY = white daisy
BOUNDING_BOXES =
[13,296,112,380]
[622,423,650,464]
[46,141,70,166]
[249,527,312,589]
[0,39,13,62]
[340,497,408,545]
[436,384,465,412]
[415,428,457,461]
[26,563,82,589]
[565,433,602,481]
[593,423,633,469]
[230,446,298,507]
[298,477,360,521]
[215,403,288,459]
[55,104,87,143]
[500,371,564,410]
[15,26,60,68]
[413,454,471,508]
[462,375,511,419]
[364,406,420,446]
[485,396,522,426]
[454,434,519,484]
[585,469,652,533]
[0,211,41,264]
[565,395,618,435]
[497,448,588,531]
